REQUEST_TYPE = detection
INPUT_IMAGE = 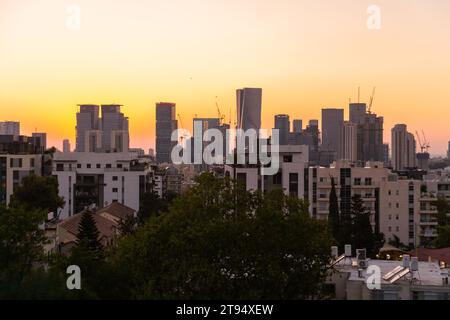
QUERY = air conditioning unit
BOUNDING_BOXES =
[403,255,411,268]
[410,257,419,272]
[358,259,369,269]
[344,244,352,257]
[356,249,368,269]
[331,246,339,258]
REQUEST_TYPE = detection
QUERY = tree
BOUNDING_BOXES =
[111,173,333,299]
[434,225,450,248]
[0,205,48,285]
[9,175,64,215]
[350,195,383,257]
[436,196,450,226]
[137,190,169,223]
[118,215,137,236]
[328,177,340,243]
[75,210,103,259]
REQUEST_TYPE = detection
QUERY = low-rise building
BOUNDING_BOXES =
[52,152,154,219]
[329,248,450,300]
[224,145,309,197]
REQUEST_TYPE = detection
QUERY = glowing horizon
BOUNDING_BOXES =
[1,0,449,155]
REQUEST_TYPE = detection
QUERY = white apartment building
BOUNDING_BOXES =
[307,161,390,230]
[0,154,42,205]
[52,152,154,219]
[224,145,309,197]
[380,176,438,248]
[307,160,438,247]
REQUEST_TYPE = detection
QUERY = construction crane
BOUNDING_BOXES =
[415,130,430,153]
[177,114,189,144]
[368,87,376,114]
[215,96,225,125]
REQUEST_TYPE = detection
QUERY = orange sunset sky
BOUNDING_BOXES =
[1,0,449,155]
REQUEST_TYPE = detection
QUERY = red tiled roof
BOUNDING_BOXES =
[96,202,135,220]
[58,211,117,239]
[408,248,450,265]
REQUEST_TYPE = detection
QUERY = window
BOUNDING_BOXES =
[13,170,19,180]
[388,214,392,220]
[106,164,112,169]
[86,164,91,169]
[30,158,35,168]
[96,164,101,169]
[289,173,298,196]
[283,155,293,163]
[112,176,118,181]
[388,190,392,195]
[365,178,372,186]
[354,178,361,186]
[409,185,414,191]
[56,163,64,172]
[77,164,81,169]
[396,214,399,220]
[396,203,399,208]
[112,188,118,193]
[272,172,282,185]
[10,158,22,168]
[388,226,392,232]
[396,226,400,232]
[117,163,123,169]
[396,190,399,196]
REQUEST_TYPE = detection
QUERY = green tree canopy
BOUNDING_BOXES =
[75,210,103,259]
[0,205,48,290]
[434,225,450,248]
[328,176,340,243]
[111,173,333,299]
[9,175,64,214]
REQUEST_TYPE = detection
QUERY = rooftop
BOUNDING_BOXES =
[334,258,446,287]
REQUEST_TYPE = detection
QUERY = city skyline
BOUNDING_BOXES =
[1,0,450,155]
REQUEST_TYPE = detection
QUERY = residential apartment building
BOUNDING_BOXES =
[52,152,154,219]
[0,135,43,205]
[224,145,309,197]
[307,160,390,232]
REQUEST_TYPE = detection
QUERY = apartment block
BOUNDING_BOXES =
[52,152,154,219]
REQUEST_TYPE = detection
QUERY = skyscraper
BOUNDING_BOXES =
[293,119,302,133]
[32,132,47,150]
[382,143,390,167]
[75,104,129,153]
[0,121,20,136]
[63,139,71,153]
[321,108,344,158]
[156,102,177,164]
[101,104,129,153]
[406,132,416,168]
[274,114,290,145]
[349,103,384,163]
[236,88,262,131]
[76,104,100,152]
[392,124,416,171]
[340,121,357,162]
